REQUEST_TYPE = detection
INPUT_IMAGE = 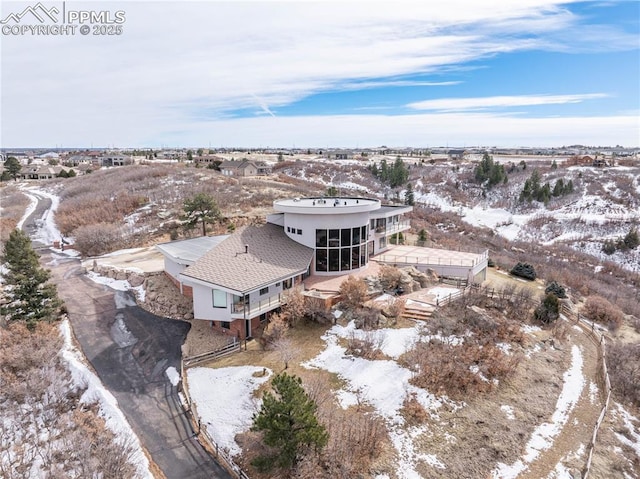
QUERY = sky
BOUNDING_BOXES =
[1,0,639,148]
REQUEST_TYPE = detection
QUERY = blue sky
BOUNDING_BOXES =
[1,0,639,147]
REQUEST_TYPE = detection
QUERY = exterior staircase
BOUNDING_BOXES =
[402,303,435,321]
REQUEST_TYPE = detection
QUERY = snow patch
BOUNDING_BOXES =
[304,323,460,478]
[186,366,271,456]
[165,367,180,387]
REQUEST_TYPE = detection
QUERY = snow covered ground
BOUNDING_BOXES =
[304,320,461,478]
[186,366,272,457]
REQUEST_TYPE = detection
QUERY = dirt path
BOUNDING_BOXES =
[519,321,603,478]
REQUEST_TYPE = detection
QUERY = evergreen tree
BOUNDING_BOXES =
[326,185,338,197]
[1,229,62,329]
[404,183,415,206]
[370,162,379,178]
[181,192,221,236]
[251,373,328,472]
[3,156,21,180]
[534,293,560,324]
[379,158,389,183]
[389,156,409,188]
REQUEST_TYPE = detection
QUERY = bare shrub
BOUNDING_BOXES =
[0,322,140,478]
[352,306,382,330]
[400,393,429,426]
[378,265,403,291]
[385,297,406,319]
[259,313,289,349]
[281,286,306,326]
[73,223,130,256]
[338,275,369,310]
[584,295,624,331]
[346,331,385,360]
[272,336,300,370]
[608,342,640,407]
[401,339,521,399]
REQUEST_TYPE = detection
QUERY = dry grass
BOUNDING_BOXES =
[0,185,29,246]
[0,322,140,478]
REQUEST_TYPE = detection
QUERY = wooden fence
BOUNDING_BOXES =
[183,338,241,368]
[561,305,612,479]
[179,359,251,479]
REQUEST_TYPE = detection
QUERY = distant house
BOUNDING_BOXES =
[447,149,467,160]
[20,165,64,180]
[101,155,132,167]
[219,160,270,177]
[324,150,354,160]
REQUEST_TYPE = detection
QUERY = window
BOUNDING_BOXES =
[352,245,360,269]
[275,282,281,287]
[283,278,293,289]
[287,226,291,232]
[341,228,351,246]
[259,286,269,295]
[316,229,327,247]
[221,321,231,330]
[316,249,327,272]
[212,289,227,308]
[297,229,302,235]
[362,225,367,240]
[260,313,268,323]
[328,229,340,247]
[379,237,387,249]
[341,247,351,271]
[352,227,361,245]
[329,249,339,271]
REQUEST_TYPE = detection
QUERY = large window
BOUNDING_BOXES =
[315,226,369,273]
[259,286,269,295]
[212,289,227,308]
[316,229,327,247]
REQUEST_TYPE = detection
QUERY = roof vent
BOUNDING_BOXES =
[244,244,249,254]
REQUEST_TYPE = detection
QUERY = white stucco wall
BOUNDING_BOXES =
[164,257,187,280]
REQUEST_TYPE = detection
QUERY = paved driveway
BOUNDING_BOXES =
[20,191,230,479]
[46,253,230,479]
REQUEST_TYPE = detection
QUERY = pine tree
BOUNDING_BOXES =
[1,229,62,329]
[3,156,22,180]
[181,192,221,236]
[251,373,328,472]
[404,183,415,206]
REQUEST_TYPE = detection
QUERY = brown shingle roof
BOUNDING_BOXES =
[181,224,313,293]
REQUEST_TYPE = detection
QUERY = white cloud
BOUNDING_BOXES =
[407,93,610,111]
[1,1,637,146]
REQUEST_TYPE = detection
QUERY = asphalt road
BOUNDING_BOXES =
[22,194,230,479]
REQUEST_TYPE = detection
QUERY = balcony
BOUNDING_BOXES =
[373,219,410,236]
[231,293,284,318]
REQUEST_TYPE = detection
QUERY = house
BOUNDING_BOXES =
[447,149,467,160]
[101,155,132,167]
[219,160,270,177]
[20,165,64,179]
[323,150,354,160]
[157,196,413,339]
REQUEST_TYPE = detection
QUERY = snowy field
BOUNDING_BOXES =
[186,366,272,457]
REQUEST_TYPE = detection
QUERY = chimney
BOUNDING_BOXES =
[245,244,249,254]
